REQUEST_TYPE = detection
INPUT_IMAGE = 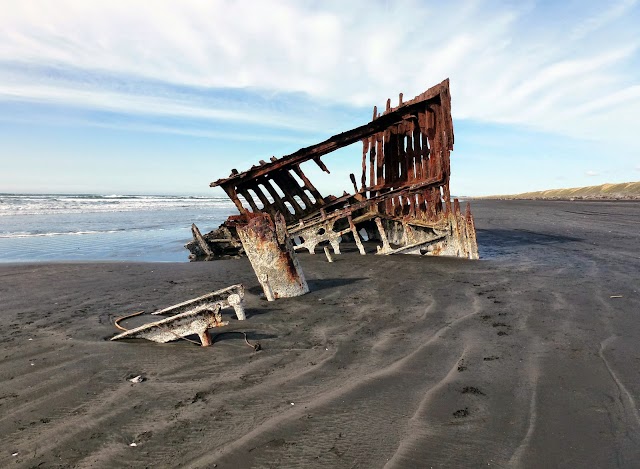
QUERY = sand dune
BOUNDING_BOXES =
[1,200,639,468]
[484,181,640,200]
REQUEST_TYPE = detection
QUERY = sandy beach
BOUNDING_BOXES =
[1,199,639,468]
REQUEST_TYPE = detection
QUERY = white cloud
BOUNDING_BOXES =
[0,81,317,132]
[0,0,639,148]
[571,0,638,40]
[585,170,599,176]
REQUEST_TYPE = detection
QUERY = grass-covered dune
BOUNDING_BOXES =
[484,181,640,200]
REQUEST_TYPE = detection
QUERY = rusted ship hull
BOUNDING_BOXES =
[203,79,477,260]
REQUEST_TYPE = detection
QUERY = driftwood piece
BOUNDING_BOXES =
[111,305,227,346]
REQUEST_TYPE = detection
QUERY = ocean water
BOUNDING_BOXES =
[0,194,237,263]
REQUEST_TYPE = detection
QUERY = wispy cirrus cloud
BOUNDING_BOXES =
[0,80,317,132]
[570,0,639,40]
[0,0,639,147]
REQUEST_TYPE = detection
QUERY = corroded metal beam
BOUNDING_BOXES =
[210,79,450,189]
[111,305,227,346]
[150,284,246,320]
[204,78,478,261]
[237,212,309,300]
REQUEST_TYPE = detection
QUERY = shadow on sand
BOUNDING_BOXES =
[247,277,365,297]
[477,228,582,259]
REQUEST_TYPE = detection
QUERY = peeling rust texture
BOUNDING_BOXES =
[211,79,478,260]
[237,212,309,300]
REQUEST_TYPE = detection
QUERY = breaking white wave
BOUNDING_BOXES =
[0,229,124,239]
[0,193,237,262]
[0,194,235,217]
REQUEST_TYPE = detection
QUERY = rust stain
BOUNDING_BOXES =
[203,79,478,260]
[236,212,309,300]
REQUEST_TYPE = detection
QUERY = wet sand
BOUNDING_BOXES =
[1,200,639,468]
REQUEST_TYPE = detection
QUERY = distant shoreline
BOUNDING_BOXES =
[475,195,640,201]
[477,181,640,200]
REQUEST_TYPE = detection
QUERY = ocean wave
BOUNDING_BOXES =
[0,229,123,239]
[0,194,235,216]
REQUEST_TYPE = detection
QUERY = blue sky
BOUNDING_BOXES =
[1,0,639,196]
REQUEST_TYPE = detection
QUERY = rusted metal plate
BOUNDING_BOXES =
[373,200,479,259]
[208,78,478,260]
[111,305,227,346]
[237,212,309,300]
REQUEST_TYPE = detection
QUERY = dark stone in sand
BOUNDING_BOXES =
[461,386,485,396]
[453,408,470,418]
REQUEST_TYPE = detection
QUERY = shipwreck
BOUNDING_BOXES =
[188,79,478,261]
[113,80,479,347]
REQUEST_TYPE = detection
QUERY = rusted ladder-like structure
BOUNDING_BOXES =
[211,79,478,259]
